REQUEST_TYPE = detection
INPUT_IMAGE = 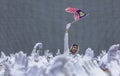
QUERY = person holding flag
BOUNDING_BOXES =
[64,22,79,58]
[64,7,86,57]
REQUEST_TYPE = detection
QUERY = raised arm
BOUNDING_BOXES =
[64,23,71,54]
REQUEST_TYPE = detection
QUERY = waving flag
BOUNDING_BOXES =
[65,7,86,21]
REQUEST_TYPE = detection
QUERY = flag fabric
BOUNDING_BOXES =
[65,7,86,21]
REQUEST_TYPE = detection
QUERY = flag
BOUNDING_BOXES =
[65,7,86,21]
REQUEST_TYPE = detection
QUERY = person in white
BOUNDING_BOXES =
[64,23,79,57]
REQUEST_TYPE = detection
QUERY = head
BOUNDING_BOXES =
[70,44,79,54]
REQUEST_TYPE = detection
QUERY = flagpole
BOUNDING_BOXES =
[71,20,76,24]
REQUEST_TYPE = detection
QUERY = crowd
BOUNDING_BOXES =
[0,42,120,76]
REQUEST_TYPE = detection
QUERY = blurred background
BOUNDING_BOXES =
[0,0,120,55]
